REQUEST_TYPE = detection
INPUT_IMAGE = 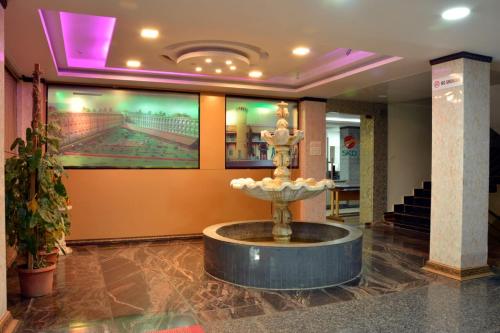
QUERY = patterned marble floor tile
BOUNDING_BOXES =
[8,227,499,332]
[18,287,114,332]
[171,277,264,312]
[111,312,199,333]
[196,304,267,323]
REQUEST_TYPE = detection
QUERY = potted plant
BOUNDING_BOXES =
[4,64,70,297]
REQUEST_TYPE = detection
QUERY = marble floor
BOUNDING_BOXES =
[7,225,500,333]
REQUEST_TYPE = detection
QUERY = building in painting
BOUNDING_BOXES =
[48,106,125,146]
[125,112,198,138]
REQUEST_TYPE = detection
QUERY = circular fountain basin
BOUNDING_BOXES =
[203,221,362,290]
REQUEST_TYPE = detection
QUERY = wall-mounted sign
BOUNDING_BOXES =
[310,141,322,156]
[432,73,463,91]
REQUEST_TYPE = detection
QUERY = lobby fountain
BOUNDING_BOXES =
[203,102,362,289]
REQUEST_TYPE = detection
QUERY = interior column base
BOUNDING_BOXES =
[0,311,20,332]
[423,260,494,281]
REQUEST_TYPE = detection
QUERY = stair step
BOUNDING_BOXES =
[404,196,431,207]
[423,181,431,190]
[383,212,395,223]
[403,204,430,217]
[414,188,431,198]
[395,212,430,223]
[393,213,430,232]
[394,222,430,233]
[394,204,405,214]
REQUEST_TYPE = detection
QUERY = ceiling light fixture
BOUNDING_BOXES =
[441,7,470,20]
[292,47,310,56]
[229,65,236,71]
[215,68,222,74]
[249,70,263,78]
[195,66,202,72]
[140,28,159,39]
[225,60,233,65]
[205,58,212,63]
[126,60,141,68]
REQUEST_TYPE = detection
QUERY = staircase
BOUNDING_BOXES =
[391,181,431,232]
[388,129,500,235]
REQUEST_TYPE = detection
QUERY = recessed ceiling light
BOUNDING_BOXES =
[195,66,202,72]
[205,58,212,63]
[126,60,141,68]
[249,70,263,78]
[292,47,310,56]
[225,60,233,65]
[441,7,470,21]
[215,68,222,74]
[140,28,159,39]
[229,65,237,71]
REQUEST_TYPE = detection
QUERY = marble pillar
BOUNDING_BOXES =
[0,6,20,332]
[360,116,374,224]
[425,53,493,280]
[298,99,327,222]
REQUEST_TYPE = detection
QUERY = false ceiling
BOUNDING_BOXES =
[5,0,500,101]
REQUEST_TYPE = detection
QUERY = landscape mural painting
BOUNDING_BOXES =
[47,86,199,168]
[225,97,299,168]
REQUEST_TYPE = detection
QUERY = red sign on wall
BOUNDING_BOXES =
[344,135,356,149]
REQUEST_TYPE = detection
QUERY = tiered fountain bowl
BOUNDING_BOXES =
[203,102,362,290]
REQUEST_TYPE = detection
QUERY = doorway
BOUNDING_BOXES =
[326,112,361,224]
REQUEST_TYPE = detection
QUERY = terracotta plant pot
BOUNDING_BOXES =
[17,263,56,298]
[39,249,59,265]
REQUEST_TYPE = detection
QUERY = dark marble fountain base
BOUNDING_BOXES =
[203,221,363,290]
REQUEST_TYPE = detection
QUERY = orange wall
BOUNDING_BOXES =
[65,93,276,240]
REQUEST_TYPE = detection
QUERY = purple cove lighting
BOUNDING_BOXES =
[59,11,116,68]
[39,10,403,91]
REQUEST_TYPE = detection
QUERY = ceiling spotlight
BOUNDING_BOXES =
[195,67,202,72]
[249,70,263,78]
[292,47,310,56]
[215,68,222,74]
[225,60,233,65]
[229,65,237,71]
[140,28,159,39]
[205,58,212,63]
[126,60,141,68]
[441,7,470,20]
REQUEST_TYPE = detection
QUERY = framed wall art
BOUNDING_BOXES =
[47,85,200,168]
[225,96,299,169]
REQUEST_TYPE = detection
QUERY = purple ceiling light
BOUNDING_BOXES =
[60,11,116,68]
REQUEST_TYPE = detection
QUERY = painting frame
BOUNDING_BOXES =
[224,95,300,169]
[46,84,201,170]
